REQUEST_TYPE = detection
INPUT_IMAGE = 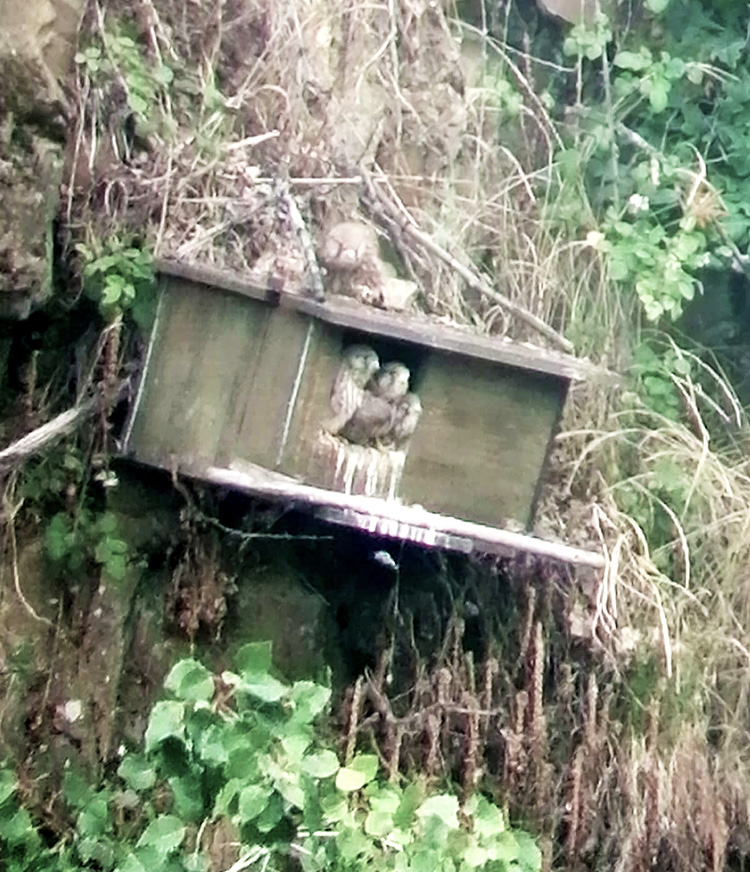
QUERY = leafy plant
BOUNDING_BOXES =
[45,510,130,582]
[75,32,174,124]
[76,241,157,330]
[0,645,542,872]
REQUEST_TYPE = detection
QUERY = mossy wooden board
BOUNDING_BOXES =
[400,350,565,527]
[126,275,307,471]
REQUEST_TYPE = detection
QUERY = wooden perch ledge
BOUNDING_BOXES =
[179,459,606,569]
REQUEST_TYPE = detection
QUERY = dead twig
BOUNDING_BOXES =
[360,167,574,352]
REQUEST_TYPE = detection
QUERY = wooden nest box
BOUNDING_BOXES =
[123,261,604,567]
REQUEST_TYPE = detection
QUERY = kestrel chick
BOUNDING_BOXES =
[389,392,423,448]
[323,345,380,435]
[340,392,394,446]
[371,361,410,402]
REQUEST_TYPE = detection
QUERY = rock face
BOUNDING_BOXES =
[0,0,85,319]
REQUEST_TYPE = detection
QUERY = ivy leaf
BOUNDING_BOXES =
[255,793,284,833]
[0,770,15,806]
[77,793,111,838]
[416,794,460,829]
[234,641,273,674]
[136,814,186,855]
[213,778,243,817]
[0,806,34,845]
[491,830,521,864]
[105,553,129,581]
[128,92,149,117]
[473,795,506,840]
[197,723,230,766]
[165,659,215,703]
[238,672,288,703]
[168,774,205,822]
[367,785,402,815]
[336,827,372,861]
[365,809,394,837]
[238,784,272,822]
[300,751,340,779]
[464,844,490,867]
[281,731,313,761]
[45,513,72,562]
[117,755,156,793]
[516,830,543,872]
[335,753,378,792]
[275,773,306,809]
[289,681,331,723]
[614,49,652,70]
[646,77,670,112]
[145,701,185,752]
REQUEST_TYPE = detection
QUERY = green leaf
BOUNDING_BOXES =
[614,49,652,70]
[646,77,669,112]
[515,831,542,872]
[365,809,394,837]
[335,755,377,792]
[98,512,119,535]
[45,513,72,561]
[117,754,156,792]
[473,796,506,840]
[275,773,306,809]
[367,785,402,815]
[213,778,243,816]
[290,681,331,722]
[336,767,367,792]
[197,723,229,766]
[464,844,490,867]
[136,814,186,855]
[350,754,378,781]
[63,769,94,809]
[281,731,313,761]
[238,672,288,703]
[644,0,670,11]
[102,276,124,305]
[234,641,273,674]
[0,769,15,806]
[300,751,340,779]
[394,781,423,829]
[168,774,204,822]
[0,806,34,845]
[336,827,372,861]
[238,784,272,822]
[255,792,283,833]
[105,553,129,581]
[492,830,520,864]
[128,92,149,117]
[416,794,460,829]
[144,700,185,752]
[164,659,215,703]
[77,793,111,838]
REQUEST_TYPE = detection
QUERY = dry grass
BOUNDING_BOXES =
[62,0,750,869]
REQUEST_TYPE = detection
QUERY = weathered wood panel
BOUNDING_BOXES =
[126,276,280,465]
[400,351,566,527]
[220,308,315,470]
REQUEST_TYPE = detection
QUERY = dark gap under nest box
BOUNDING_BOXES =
[121,260,605,568]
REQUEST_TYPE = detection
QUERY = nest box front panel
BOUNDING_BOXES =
[400,350,566,527]
[126,276,308,470]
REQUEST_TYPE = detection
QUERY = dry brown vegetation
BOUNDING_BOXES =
[53,0,750,870]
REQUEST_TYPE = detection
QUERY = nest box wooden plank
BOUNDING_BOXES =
[123,261,600,543]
